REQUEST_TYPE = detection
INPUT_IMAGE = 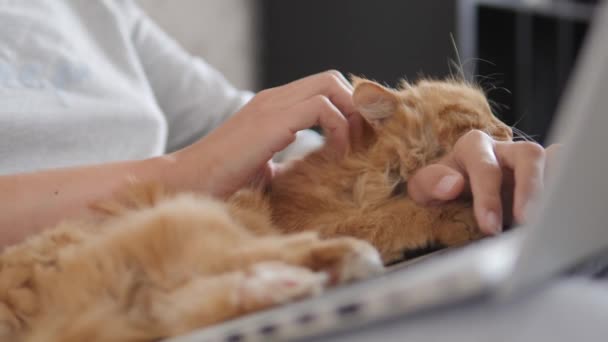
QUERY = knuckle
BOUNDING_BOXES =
[471,155,502,178]
[313,96,347,124]
[454,129,489,151]
[518,141,545,159]
[478,159,502,175]
[322,70,344,85]
[312,94,332,107]
[311,94,328,104]
[464,129,490,142]
[311,95,339,115]
[325,69,343,78]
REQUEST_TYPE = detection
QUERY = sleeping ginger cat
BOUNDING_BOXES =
[0,77,512,341]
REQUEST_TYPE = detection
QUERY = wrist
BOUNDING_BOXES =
[151,145,221,196]
[140,154,181,192]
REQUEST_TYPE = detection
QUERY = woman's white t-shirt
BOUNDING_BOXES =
[0,0,319,175]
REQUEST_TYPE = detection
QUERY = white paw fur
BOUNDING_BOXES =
[241,262,327,306]
[337,243,384,283]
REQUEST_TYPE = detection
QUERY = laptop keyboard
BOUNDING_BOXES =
[166,234,522,342]
[566,248,608,279]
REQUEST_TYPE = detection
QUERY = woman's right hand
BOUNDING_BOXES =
[167,70,364,197]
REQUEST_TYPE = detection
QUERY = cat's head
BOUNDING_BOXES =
[351,77,513,176]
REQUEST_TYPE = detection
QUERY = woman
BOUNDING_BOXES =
[0,0,556,248]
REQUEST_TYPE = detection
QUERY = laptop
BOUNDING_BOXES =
[166,3,608,341]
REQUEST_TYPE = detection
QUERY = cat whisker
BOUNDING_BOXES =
[500,110,538,143]
[480,72,504,79]
[488,99,510,115]
[462,57,497,68]
[468,73,511,98]
[474,73,502,83]
[511,127,529,141]
[485,86,512,97]
[474,74,505,90]
[511,113,527,129]
[448,33,468,83]
[511,126,539,142]
[459,57,499,83]
[448,60,466,83]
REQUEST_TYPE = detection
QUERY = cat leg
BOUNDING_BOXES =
[227,233,384,285]
[280,200,482,264]
[297,237,384,284]
[153,262,326,337]
[25,263,326,342]
[432,203,484,247]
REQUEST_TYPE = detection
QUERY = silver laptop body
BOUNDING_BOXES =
[167,3,608,341]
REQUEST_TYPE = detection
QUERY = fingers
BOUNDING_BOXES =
[252,70,362,154]
[495,141,546,223]
[407,128,551,235]
[450,130,504,235]
[347,110,365,148]
[407,164,465,205]
[272,70,359,121]
[327,69,354,91]
[280,95,350,155]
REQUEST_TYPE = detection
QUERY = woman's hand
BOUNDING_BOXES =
[169,70,360,197]
[407,130,561,235]
[0,70,360,248]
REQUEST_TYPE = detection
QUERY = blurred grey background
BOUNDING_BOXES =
[137,0,258,90]
[136,0,458,91]
[136,0,595,143]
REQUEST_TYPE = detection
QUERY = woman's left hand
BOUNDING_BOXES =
[406,129,561,235]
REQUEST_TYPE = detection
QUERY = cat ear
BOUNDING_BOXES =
[352,78,400,126]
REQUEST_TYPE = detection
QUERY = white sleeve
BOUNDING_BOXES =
[119,0,323,156]
[122,0,252,152]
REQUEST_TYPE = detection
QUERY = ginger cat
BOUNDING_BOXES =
[0,77,512,342]
[268,77,513,262]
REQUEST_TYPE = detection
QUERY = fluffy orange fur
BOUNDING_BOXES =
[1,187,382,342]
[0,78,512,341]
[269,77,512,262]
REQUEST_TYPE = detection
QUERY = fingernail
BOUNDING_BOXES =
[484,210,501,234]
[434,175,459,197]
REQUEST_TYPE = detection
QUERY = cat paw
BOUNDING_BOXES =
[239,262,327,311]
[434,203,484,246]
[310,237,384,285]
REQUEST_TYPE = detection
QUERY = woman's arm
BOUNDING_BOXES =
[0,155,178,248]
[0,70,358,250]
